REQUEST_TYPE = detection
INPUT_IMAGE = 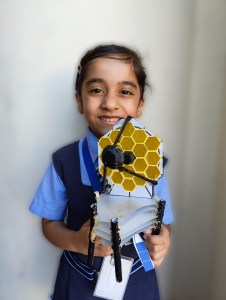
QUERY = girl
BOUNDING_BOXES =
[30,44,173,299]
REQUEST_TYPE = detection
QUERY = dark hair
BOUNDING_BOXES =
[75,44,148,99]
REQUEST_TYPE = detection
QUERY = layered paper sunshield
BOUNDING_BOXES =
[95,193,160,246]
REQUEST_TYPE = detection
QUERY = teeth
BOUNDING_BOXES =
[101,117,118,122]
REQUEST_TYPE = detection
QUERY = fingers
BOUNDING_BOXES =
[143,225,170,245]
[145,234,169,248]
[143,229,152,236]
[143,225,171,267]
[94,238,113,256]
[147,243,168,267]
[150,248,167,267]
[79,220,113,257]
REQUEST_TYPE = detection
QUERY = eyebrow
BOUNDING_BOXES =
[120,81,138,89]
[86,78,105,86]
[86,78,138,89]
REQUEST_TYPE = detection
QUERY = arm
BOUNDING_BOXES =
[143,224,171,267]
[42,218,113,257]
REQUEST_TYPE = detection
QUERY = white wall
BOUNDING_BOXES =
[1,1,226,299]
[169,1,226,299]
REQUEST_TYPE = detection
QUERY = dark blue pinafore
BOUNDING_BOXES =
[52,141,160,300]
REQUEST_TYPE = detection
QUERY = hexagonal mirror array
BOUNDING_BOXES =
[98,120,163,192]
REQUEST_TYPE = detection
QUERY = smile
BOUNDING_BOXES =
[100,117,120,123]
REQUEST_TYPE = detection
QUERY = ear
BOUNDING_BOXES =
[75,93,84,114]
[136,99,144,118]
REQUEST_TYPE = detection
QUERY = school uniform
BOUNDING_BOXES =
[30,128,174,300]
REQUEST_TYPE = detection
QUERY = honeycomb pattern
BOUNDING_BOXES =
[98,120,163,192]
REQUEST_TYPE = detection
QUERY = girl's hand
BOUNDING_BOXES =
[142,225,171,267]
[76,220,113,257]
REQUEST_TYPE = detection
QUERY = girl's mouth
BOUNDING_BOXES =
[100,117,120,123]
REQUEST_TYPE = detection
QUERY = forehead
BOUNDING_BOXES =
[84,57,138,83]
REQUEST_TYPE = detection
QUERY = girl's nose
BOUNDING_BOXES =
[101,93,119,110]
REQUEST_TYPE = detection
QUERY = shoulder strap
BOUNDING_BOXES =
[52,141,79,183]
[82,138,102,193]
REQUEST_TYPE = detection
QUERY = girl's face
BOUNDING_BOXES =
[76,58,144,138]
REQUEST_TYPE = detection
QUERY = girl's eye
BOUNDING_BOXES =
[90,88,103,94]
[121,90,133,95]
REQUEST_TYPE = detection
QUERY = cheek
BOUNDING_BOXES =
[126,103,143,117]
[83,101,98,116]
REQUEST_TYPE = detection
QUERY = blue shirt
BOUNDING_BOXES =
[29,128,174,224]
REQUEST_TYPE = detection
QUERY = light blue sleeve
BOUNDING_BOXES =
[29,162,68,220]
[154,172,174,224]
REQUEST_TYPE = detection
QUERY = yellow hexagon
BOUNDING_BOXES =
[145,136,160,151]
[132,129,148,143]
[133,158,148,172]
[119,136,135,151]
[111,171,124,184]
[108,130,120,143]
[122,179,136,192]
[122,122,135,136]
[145,166,161,180]
[145,151,161,165]
[99,137,111,150]
[133,144,147,158]
[133,176,147,186]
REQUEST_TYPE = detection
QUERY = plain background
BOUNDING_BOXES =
[1,1,226,299]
